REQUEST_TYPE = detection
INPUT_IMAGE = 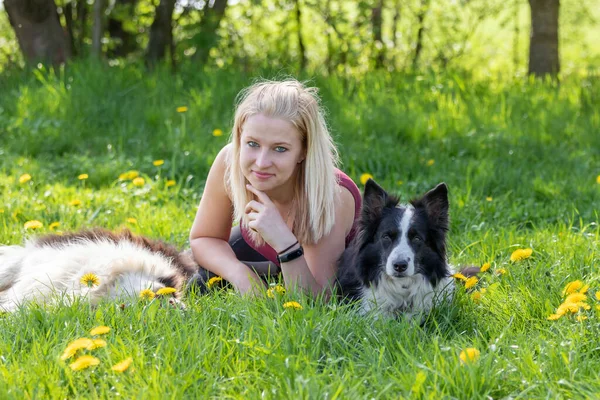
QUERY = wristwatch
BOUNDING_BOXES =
[277,246,304,264]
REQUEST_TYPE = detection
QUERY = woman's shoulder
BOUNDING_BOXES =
[216,143,233,163]
[207,144,234,197]
[335,169,361,199]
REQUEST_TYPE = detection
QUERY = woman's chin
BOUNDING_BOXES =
[246,178,275,191]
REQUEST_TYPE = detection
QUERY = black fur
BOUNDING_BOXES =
[336,180,451,303]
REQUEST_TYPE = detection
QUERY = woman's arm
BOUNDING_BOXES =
[245,184,356,298]
[189,145,264,294]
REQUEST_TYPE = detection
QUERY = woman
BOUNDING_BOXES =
[189,79,361,298]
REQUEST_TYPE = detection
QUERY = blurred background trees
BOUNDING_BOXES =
[1,0,598,78]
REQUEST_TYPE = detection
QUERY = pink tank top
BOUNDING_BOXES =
[240,169,362,265]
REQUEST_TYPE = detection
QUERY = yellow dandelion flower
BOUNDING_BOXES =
[576,315,588,322]
[486,197,493,202]
[126,218,137,224]
[24,220,43,230]
[459,348,480,364]
[60,338,94,360]
[452,273,467,281]
[19,173,32,184]
[596,292,600,301]
[90,326,110,336]
[206,276,223,289]
[510,248,532,262]
[153,159,164,166]
[118,170,140,181]
[88,339,107,350]
[69,355,100,371]
[0,209,4,213]
[69,199,81,207]
[360,173,374,185]
[139,289,155,300]
[267,284,286,298]
[111,357,133,373]
[471,291,482,302]
[80,273,100,288]
[496,268,507,275]
[426,159,435,167]
[78,174,88,180]
[480,263,491,273]
[49,222,60,230]
[562,280,584,296]
[212,129,223,137]
[556,302,581,315]
[565,293,587,304]
[465,277,478,290]
[597,175,600,184]
[132,177,145,187]
[176,106,188,113]
[166,180,176,187]
[547,313,562,320]
[156,287,177,296]
[283,301,303,310]
[579,284,589,294]
[397,180,404,185]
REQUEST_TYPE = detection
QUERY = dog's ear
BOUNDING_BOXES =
[362,179,399,219]
[356,179,399,249]
[420,182,449,231]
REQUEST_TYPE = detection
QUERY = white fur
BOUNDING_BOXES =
[0,238,177,312]
[361,205,455,319]
[360,270,455,319]
[385,206,416,277]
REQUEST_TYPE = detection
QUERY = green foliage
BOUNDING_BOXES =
[0,64,600,397]
[1,0,600,75]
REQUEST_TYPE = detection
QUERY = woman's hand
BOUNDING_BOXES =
[245,184,297,252]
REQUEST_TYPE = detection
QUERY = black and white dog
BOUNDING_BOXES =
[0,229,198,312]
[336,179,455,319]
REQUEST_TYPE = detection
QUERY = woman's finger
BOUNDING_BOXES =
[245,200,265,214]
[246,184,273,205]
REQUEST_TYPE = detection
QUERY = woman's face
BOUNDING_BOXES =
[239,113,305,194]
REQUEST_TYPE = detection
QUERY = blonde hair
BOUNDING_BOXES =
[226,78,339,246]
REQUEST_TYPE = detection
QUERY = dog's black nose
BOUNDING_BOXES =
[393,261,408,273]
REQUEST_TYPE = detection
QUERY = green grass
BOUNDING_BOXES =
[1,63,600,398]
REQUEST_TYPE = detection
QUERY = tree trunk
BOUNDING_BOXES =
[91,0,105,58]
[412,0,429,69]
[64,1,77,56]
[4,0,71,66]
[372,0,384,69]
[528,0,560,77]
[77,0,88,54]
[391,0,401,49]
[295,0,306,71]
[145,0,176,67]
[192,0,228,65]
[108,0,138,58]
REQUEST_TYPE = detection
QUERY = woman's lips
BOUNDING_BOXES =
[253,171,273,179]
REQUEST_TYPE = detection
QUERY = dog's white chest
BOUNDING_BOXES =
[360,274,454,319]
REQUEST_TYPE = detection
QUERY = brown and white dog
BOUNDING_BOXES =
[0,229,198,312]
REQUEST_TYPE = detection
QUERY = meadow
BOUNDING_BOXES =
[0,64,599,398]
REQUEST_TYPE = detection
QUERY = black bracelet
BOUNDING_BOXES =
[277,240,299,255]
[277,246,304,264]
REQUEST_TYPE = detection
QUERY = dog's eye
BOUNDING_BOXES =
[412,235,422,243]
[382,232,397,241]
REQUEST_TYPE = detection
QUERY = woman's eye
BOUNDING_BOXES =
[247,141,259,148]
[274,146,287,153]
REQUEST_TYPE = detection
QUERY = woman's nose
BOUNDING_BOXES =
[255,149,272,168]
